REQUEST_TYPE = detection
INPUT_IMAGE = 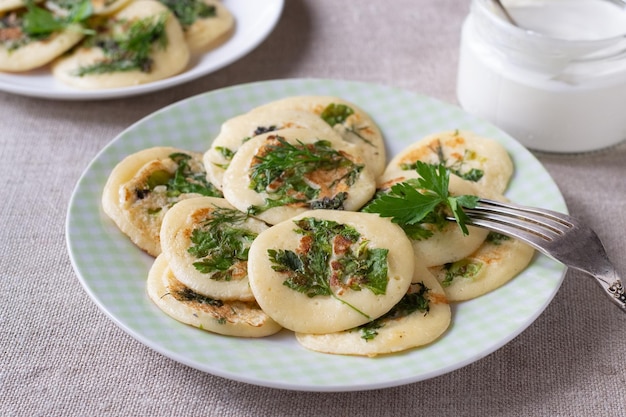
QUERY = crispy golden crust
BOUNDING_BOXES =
[147,254,283,337]
[296,262,451,357]
[102,146,210,257]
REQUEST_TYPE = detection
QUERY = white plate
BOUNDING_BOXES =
[0,0,284,100]
[66,79,567,391]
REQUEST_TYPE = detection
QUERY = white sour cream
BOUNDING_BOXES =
[456,0,626,152]
[505,0,626,41]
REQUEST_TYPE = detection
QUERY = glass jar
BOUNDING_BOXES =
[456,0,626,153]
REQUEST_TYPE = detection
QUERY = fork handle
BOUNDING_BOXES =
[591,272,626,311]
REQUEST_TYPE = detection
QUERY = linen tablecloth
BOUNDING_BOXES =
[2,1,625,415]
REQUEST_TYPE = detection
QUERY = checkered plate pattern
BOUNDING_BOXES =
[66,79,567,392]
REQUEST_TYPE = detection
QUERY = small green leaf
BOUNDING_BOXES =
[442,260,482,287]
[22,0,94,36]
[75,12,169,76]
[363,162,478,237]
[363,182,441,226]
[158,0,216,29]
[320,103,354,126]
[22,5,65,35]
[68,0,94,23]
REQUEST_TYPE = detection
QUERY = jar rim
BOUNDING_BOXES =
[473,0,626,48]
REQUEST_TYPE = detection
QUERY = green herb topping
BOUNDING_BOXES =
[400,138,484,182]
[210,146,235,170]
[320,103,375,147]
[1,0,93,51]
[171,285,223,307]
[167,153,222,197]
[135,152,222,200]
[75,12,169,76]
[268,217,390,318]
[187,206,258,280]
[486,231,510,245]
[247,136,363,215]
[321,103,354,126]
[363,161,479,238]
[158,0,216,29]
[357,281,431,341]
[441,259,482,287]
[22,0,93,36]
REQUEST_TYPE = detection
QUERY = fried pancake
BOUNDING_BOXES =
[0,8,84,72]
[429,232,535,301]
[247,210,414,334]
[52,0,189,89]
[384,130,513,195]
[160,196,268,301]
[175,0,235,53]
[222,127,375,225]
[102,146,221,257]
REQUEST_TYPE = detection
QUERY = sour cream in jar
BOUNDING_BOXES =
[456,0,626,153]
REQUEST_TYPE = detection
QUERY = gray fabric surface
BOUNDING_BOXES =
[2,1,625,416]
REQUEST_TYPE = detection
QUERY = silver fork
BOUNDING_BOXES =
[453,198,626,312]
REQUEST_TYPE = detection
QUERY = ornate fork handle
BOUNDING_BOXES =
[607,279,626,307]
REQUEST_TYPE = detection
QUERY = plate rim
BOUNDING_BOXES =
[65,78,568,391]
[0,0,285,100]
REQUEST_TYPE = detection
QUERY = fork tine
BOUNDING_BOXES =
[458,210,556,255]
[464,198,592,264]
[472,199,573,235]
[463,198,572,246]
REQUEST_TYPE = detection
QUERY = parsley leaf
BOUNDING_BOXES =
[22,0,93,36]
[268,217,391,318]
[22,5,65,35]
[364,162,478,236]
[364,181,441,226]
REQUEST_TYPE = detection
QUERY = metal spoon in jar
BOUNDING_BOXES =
[492,0,518,26]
